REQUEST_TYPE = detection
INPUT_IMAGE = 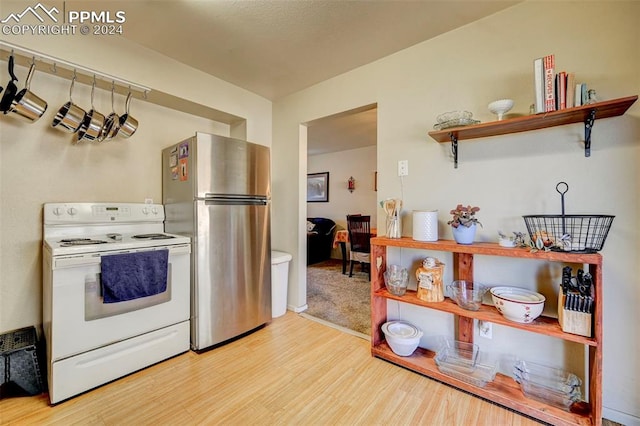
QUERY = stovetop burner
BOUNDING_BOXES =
[132,233,176,240]
[59,238,108,247]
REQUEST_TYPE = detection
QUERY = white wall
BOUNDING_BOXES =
[272,2,640,423]
[0,33,272,333]
[307,145,377,258]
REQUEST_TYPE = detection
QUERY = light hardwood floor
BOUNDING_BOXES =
[0,313,599,425]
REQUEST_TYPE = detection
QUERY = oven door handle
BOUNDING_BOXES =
[53,255,101,269]
[52,244,191,269]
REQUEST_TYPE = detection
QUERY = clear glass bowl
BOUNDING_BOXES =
[433,118,480,130]
[518,380,582,410]
[434,337,479,373]
[437,359,497,388]
[447,280,488,311]
[436,110,473,123]
[384,265,408,296]
[513,359,582,392]
[513,359,582,411]
[435,339,496,387]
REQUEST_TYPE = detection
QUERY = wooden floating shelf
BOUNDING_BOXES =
[427,95,638,167]
[374,288,597,346]
[370,237,602,265]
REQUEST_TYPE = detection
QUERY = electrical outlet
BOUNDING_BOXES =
[398,160,408,176]
[479,320,492,339]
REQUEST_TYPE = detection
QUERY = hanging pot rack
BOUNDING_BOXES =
[0,40,151,98]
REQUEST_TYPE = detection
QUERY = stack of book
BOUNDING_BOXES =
[533,54,589,113]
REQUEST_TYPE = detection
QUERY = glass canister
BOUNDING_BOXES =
[415,257,445,302]
[386,214,401,238]
[382,198,403,239]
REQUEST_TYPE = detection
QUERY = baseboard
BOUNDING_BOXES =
[291,304,308,313]
[603,406,640,426]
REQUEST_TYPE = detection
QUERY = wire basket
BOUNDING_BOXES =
[522,214,614,253]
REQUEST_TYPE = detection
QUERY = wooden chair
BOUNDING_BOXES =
[347,215,371,278]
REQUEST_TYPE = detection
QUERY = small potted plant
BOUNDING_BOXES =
[447,204,481,244]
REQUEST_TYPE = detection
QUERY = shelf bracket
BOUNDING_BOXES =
[449,133,459,168]
[584,109,596,157]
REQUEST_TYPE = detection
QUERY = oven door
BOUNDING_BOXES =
[48,244,191,361]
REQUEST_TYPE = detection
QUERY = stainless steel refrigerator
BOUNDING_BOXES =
[162,132,271,350]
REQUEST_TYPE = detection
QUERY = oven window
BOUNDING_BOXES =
[85,264,173,321]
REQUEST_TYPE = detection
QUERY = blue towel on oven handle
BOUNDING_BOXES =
[100,249,169,304]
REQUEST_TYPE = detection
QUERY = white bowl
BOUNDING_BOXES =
[490,286,545,323]
[498,238,517,248]
[382,321,423,356]
[488,99,514,120]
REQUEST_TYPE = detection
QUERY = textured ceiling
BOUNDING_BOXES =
[117,1,520,102]
[10,1,519,153]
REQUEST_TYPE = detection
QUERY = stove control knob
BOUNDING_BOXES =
[142,207,149,215]
[151,207,159,215]
[53,207,64,216]
[67,207,78,216]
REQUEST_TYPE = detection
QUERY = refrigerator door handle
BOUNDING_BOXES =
[204,198,268,206]
[204,193,268,200]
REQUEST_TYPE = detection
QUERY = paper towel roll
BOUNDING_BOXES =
[413,210,438,241]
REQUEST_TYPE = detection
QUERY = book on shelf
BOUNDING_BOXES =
[533,57,545,113]
[543,54,556,112]
[558,71,567,109]
[575,83,583,106]
[581,84,588,105]
[566,73,575,108]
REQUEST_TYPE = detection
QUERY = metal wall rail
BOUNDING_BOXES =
[0,40,151,97]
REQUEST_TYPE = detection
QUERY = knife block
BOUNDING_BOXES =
[557,288,592,337]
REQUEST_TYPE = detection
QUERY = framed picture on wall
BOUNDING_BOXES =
[307,172,329,202]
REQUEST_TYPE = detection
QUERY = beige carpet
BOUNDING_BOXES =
[306,259,370,335]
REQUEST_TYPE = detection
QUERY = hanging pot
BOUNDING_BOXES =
[100,84,120,141]
[117,92,138,138]
[9,62,48,122]
[76,79,105,143]
[0,55,19,113]
[52,74,86,133]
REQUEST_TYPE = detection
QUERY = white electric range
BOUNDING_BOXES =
[42,202,191,404]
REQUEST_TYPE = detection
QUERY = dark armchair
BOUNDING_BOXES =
[307,217,337,265]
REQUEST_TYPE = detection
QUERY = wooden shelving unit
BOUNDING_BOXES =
[427,95,637,167]
[370,237,603,426]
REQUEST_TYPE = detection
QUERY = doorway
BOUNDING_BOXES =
[303,104,377,337]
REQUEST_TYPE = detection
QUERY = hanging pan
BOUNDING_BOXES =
[76,79,105,143]
[9,60,48,123]
[0,54,19,113]
[117,92,138,138]
[52,73,86,133]
[100,83,120,141]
